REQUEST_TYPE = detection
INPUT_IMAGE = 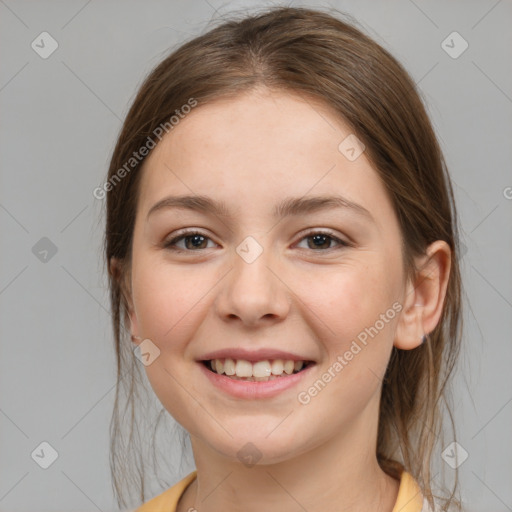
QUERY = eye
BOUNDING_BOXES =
[295,230,350,251]
[163,230,216,252]
[163,229,349,253]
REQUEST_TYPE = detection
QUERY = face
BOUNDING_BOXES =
[126,88,408,465]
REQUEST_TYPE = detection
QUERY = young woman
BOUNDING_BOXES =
[104,6,463,512]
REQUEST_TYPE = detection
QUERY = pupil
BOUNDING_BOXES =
[187,235,205,249]
[311,234,329,249]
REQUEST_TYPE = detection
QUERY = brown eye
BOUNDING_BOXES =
[296,231,349,251]
[163,229,349,254]
[164,231,215,252]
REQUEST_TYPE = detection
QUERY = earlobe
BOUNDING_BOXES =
[393,240,451,350]
[131,334,142,346]
[110,257,140,344]
[125,290,141,344]
[109,257,122,280]
[128,304,142,345]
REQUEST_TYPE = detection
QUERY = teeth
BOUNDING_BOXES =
[235,359,252,377]
[253,360,272,378]
[208,358,309,379]
[224,358,235,376]
[271,359,284,375]
[283,360,294,375]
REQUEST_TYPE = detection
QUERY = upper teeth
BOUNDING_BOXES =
[210,359,305,378]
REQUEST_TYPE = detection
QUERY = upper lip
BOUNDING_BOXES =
[198,348,315,363]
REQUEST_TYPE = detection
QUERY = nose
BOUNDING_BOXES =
[214,240,291,328]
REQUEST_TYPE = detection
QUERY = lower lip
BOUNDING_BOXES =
[198,362,315,399]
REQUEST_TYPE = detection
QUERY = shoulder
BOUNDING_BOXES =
[394,471,460,512]
[393,470,464,512]
[393,471,424,511]
[132,471,197,512]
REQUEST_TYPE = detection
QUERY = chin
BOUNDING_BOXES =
[195,424,313,467]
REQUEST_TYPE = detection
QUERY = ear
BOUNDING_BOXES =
[110,257,141,346]
[394,240,451,350]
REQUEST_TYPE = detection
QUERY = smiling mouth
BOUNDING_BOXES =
[202,358,315,382]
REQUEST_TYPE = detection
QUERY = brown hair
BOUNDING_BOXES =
[103,6,463,510]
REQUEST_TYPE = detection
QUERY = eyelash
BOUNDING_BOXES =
[163,229,350,253]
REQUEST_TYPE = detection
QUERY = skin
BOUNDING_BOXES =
[115,88,451,512]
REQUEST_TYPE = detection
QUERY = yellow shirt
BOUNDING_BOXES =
[134,469,427,512]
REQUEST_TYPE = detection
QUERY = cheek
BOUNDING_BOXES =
[299,259,398,344]
[130,260,210,429]
[131,260,202,349]
[296,258,401,404]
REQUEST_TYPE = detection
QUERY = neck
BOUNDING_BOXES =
[178,418,400,512]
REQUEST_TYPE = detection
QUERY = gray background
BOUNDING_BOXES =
[1,1,511,511]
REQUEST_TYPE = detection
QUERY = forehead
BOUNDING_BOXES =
[136,89,396,229]
[151,89,352,169]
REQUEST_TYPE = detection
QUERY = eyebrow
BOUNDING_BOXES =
[146,194,374,222]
